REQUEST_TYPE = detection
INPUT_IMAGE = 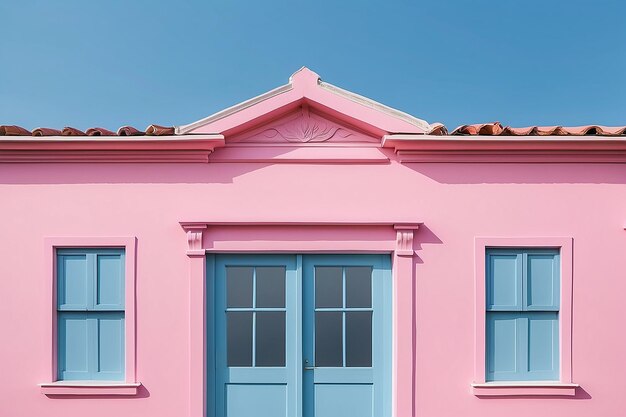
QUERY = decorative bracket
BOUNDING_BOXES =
[182,223,208,257]
[394,224,420,256]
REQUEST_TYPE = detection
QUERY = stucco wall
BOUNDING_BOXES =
[1,158,625,417]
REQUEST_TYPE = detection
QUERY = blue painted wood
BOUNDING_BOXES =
[303,255,391,417]
[486,248,560,381]
[210,254,391,417]
[58,312,90,380]
[525,251,560,311]
[486,250,522,311]
[57,248,125,381]
[94,253,125,310]
[58,312,125,381]
[57,254,89,310]
[214,255,299,417]
[527,312,559,380]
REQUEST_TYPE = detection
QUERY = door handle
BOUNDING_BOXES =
[303,359,315,371]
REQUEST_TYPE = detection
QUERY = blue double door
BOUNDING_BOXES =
[209,254,392,417]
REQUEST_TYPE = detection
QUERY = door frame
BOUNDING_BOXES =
[181,221,421,417]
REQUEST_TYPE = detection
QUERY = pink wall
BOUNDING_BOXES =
[1,158,626,417]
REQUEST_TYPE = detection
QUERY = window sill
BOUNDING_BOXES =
[472,382,579,397]
[39,381,142,396]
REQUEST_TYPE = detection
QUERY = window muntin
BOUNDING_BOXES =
[314,266,373,368]
[226,266,286,367]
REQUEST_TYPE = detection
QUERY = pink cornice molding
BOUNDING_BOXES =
[0,135,225,163]
[383,134,626,163]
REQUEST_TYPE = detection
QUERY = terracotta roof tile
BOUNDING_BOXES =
[0,121,624,138]
[0,125,31,136]
[32,127,63,136]
[427,122,448,136]
[86,127,116,136]
[117,126,144,136]
[62,127,86,136]
[451,123,626,137]
[145,124,175,136]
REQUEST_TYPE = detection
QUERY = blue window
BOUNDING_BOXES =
[57,248,125,381]
[486,249,559,381]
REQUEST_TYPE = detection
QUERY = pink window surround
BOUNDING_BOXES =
[40,237,139,396]
[180,221,420,417]
[473,237,575,397]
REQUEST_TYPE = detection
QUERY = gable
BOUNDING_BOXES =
[176,67,433,141]
[230,104,379,144]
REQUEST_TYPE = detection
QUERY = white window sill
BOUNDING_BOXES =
[39,381,142,396]
[472,382,579,397]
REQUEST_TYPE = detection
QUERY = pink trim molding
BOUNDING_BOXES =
[471,382,579,397]
[39,382,142,396]
[0,135,224,163]
[473,237,574,395]
[383,135,626,163]
[180,221,420,417]
[42,236,138,393]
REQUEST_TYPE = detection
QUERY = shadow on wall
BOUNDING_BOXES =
[413,224,443,265]
[404,163,626,185]
[0,148,396,185]
[0,162,275,185]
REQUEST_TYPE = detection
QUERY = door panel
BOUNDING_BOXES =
[303,255,391,417]
[215,255,299,417]
[212,254,390,417]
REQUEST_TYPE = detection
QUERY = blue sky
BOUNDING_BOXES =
[1,0,624,131]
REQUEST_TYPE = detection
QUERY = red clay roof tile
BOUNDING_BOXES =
[32,127,63,136]
[62,127,86,136]
[0,125,31,136]
[450,123,626,137]
[86,127,116,136]
[145,124,175,136]
[117,126,144,136]
[0,121,624,138]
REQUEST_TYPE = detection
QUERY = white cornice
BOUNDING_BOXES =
[318,81,431,131]
[175,83,294,135]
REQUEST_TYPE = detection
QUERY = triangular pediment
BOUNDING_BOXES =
[230,104,379,144]
[176,67,436,143]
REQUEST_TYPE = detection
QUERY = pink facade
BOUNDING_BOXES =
[1,68,626,417]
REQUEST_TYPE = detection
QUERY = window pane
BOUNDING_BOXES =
[256,267,285,308]
[227,267,253,308]
[256,312,286,367]
[227,312,253,366]
[315,312,343,367]
[345,312,372,367]
[346,267,372,308]
[315,267,342,308]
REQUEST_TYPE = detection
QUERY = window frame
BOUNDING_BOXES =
[43,237,137,389]
[473,237,574,395]
[485,248,560,381]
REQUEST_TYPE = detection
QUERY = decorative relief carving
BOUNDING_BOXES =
[260,106,352,143]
